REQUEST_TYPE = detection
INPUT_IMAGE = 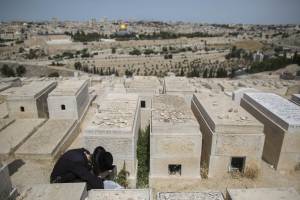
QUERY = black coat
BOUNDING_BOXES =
[50,148,104,189]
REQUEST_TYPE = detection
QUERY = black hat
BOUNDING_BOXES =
[92,146,113,175]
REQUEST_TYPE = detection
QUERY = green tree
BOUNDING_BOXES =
[111,47,116,54]
[115,70,119,76]
[203,68,208,78]
[1,64,15,77]
[16,65,26,77]
[74,62,82,70]
[125,69,133,77]
[180,68,184,76]
[144,49,155,55]
[129,49,141,56]
[216,67,227,78]
[209,68,214,78]
[230,68,236,78]
[48,72,59,77]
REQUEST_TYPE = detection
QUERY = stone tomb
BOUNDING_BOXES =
[88,189,151,200]
[226,187,300,200]
[84,93,140,187]
[4,81,57,118]
[192,92,264,177]
[0,119,46,159]
[125,76,162,129]
[18,183,87,200]
[241,92,300,170]
[157,191,224,200]
[150,95,202,187]
[48,80,89,120]
[16,119,78,160]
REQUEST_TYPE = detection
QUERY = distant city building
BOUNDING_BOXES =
[253,51,264,62]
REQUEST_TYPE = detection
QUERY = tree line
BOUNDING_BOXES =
[0,64,26,77]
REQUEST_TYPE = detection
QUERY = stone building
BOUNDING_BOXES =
[241,92,300,171]
[47,80,89,120]
[4,81,57,118]
[150,95,202,187]
[125,76,162,129]
[84,93,140,187]
[191,92,265,177]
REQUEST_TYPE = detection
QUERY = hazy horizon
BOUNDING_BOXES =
[0,0,300,25]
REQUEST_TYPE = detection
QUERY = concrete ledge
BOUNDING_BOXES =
[226,187,300,200]
[0,119,46,160]
[88,189,151,200]
[157,191,224,200]
[17,183,87,200]
[15,119,79,160]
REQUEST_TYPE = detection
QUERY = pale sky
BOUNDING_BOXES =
[0,0,300,24]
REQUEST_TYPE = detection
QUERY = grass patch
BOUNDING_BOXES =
[234,40,264,51]
[137,125,150,188]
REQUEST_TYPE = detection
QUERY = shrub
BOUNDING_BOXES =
[1,64,15,77]
[129,49,141,56]
[137,125,150,188]
[16,65,26,77]
[200,162,208,179]
[243,164,259,179]
[114,161,129,188]
[48,72,59,77]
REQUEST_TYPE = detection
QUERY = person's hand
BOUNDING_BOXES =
[98,170,110,179]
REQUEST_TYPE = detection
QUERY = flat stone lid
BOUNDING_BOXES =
[5,81,56,98]
[19,183,87,200]
[157,191,224,200]
[227,187,300,200]
[88,189,151,200]
[244,92,300,132]
[193,92,263,133]
[49,80,87,96]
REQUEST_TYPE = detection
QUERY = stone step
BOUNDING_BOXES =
[0,119,46,159]
[16,119,78,160]
[18,183,87,200]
